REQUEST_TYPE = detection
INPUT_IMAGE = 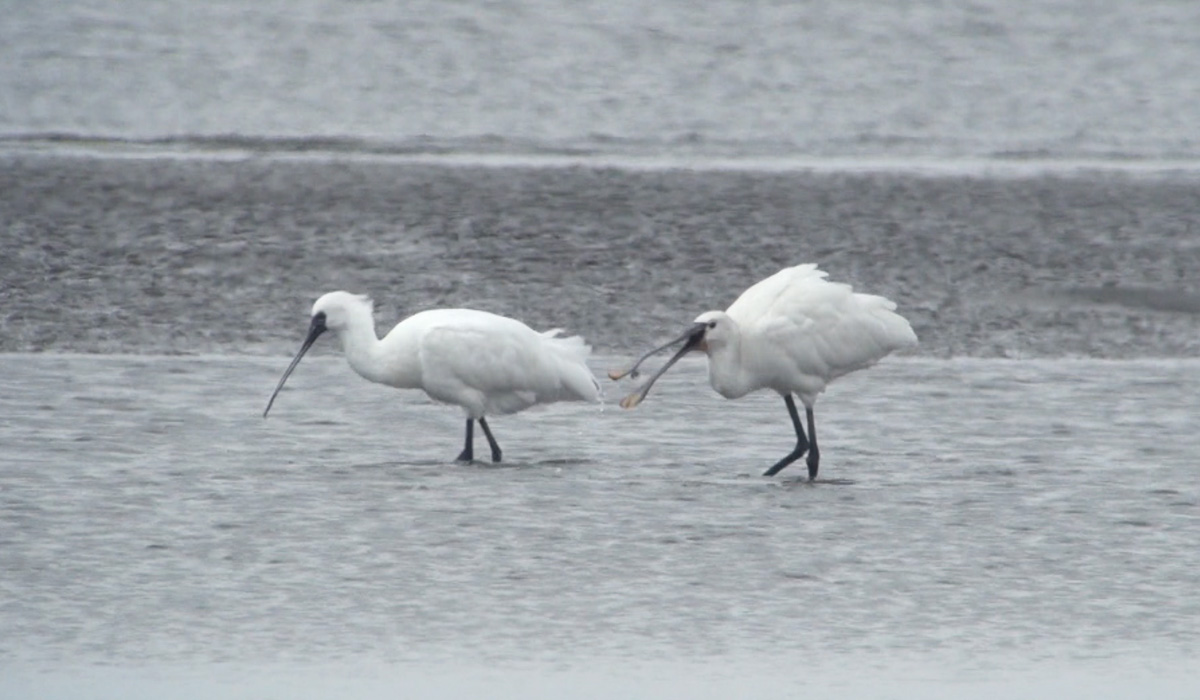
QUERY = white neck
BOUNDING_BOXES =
[335,311,391,386]
[706,331,756,399]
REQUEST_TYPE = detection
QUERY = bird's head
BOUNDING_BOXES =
[263,291,374,418]
[312,291,374,333]
[691,310,739,352]
[610,310,732,409]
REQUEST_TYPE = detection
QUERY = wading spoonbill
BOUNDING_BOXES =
[611,264,916,479]
[264,291,601,462]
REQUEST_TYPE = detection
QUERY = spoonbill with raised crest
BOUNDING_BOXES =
[610,264,916,480]
[264,291,601,463]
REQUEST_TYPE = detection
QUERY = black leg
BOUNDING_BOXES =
[763,395,810,476]
[805,406,820,481]
[456,419,474,462]
[478,417,502,463]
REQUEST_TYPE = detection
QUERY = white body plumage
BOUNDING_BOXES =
[615,264,916,479]
[265,291,600,462]
[696,264,916,407]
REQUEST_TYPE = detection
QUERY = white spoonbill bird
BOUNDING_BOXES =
[264,292,601,462]
[611,264,917,480]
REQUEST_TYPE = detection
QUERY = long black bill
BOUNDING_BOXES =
[618,322,707,409]
[263,313,327,418]
[608,326,703,382]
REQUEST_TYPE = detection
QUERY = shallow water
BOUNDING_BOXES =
[2,354,1198,697]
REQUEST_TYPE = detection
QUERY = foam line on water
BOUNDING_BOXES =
[4,137,1200,178]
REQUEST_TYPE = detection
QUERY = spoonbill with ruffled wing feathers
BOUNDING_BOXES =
[611,264,916,479]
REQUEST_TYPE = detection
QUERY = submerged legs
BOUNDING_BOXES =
[805,405,820,480]
[763,395,811,478]
[455,417,503,463]
[456,419,475,462]
[478,417,502,463]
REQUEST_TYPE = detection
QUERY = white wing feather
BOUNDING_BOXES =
[416,311,599,417]
[731,265,917,393]
[725,264,826,327]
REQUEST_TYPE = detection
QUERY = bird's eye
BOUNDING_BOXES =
[708,321,717,329]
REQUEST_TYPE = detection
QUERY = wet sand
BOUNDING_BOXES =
[2,154,1198,357]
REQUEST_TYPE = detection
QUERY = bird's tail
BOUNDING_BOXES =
[540,329,603,402]
[857,294,919,352]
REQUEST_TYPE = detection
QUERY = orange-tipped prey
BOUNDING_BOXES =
[610,322,708,412]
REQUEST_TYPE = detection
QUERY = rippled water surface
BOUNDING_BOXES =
[2,354,1198,697]
[6,1,1200,696]
[4,0,1200,160]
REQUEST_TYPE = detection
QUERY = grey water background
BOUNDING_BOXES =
[2,0,1199,160]
[4,0,1200,697]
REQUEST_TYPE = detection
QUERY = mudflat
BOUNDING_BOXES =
[3,155,1198,357]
